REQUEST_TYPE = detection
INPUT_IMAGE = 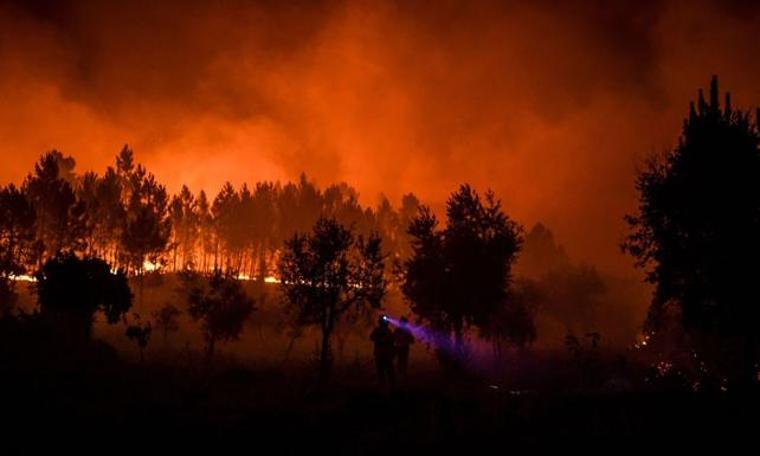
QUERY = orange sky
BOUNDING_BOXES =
[2,0,760,275]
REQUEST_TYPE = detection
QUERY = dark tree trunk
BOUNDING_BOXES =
[320,327,332,381]
[320,307,334,382]
[283,334,298,362]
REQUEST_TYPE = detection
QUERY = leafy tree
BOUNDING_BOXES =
[169,185,199,271]
[153,303,182,344]
[515,223,627,347]
[248,182,278,279]
[374,196,400,257]
[212,182,244,273]
[120,167,171,275]
[481,278,539,362]
[116,145,137,203]
[6,148,421,288]
[196,190,214,272]
[125,314,152,363]
[401,205,447,328]
[542,264,606,335]
[35,253,132,341]
[0,185,36,315]
[323,183,368,233]
[22,151,88,263]
[180,270,255,361]
[396,193,421,261]
[624,76,760,387]
[277,174,324,247]
[403,185,522,365]
[515,223,571,278]
[78,168,126,262]
[278,217,386,380]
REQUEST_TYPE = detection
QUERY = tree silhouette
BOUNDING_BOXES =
[153,303,182,344]
[402,185,522,365]
[22,151,88,264]
[276,174,324,250]
[169,185,199,271]
[542,264,606,335]
[515,223,620,345]
[624,76,760,387]
[212,182,240,273]
[516,223,571,278]
[120,165,171,276]
[35,253,132,341]
[0,184,36,315]
[196,190,214,272]
[125,314,152,363]
[480,278,539,362]
[278,217,386,380]
[116,145,137,203]
[3,145,419,284]
[78,169,126,262]
[248,182,278,279]
[180,270,255,362]
[396,193,421,262]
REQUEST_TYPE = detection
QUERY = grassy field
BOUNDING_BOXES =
[3,348,758,452]
[4,274,755,451]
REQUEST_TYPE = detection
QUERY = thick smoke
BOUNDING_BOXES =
[2,0,760,275]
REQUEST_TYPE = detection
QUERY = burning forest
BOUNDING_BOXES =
[2,0,760,452]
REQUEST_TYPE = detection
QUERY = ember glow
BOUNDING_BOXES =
[9,274,35,283]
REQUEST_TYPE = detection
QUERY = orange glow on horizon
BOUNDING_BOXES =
[2,0,760,276]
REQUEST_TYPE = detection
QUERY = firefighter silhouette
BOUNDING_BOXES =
[370,316,395,387]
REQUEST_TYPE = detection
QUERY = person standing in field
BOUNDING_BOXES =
[370,316,395,388]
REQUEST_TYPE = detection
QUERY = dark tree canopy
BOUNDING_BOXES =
[480,278,539,360]
[119,150,172,275]
[0,184,36,314]
[516,223,571,278]
[22,151,88,262]
[125,315,152,363]
[278,217,386,379]
[0,184,35,316]
[1,144,422,286]
[79,168,126,260]
[153,303,182,343]
[169,185,199,271]
[624,76,760,385]
[542,264,606,334]
[35,253,132,338]
[402,184,523,360]
[181,270,255,360]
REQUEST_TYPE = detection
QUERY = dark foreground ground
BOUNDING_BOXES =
[3,335,760,454]
[2,304,757,453]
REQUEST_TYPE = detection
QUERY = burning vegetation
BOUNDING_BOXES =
[2,0,760,446]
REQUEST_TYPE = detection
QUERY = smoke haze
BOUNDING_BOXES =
[2,0,760,273]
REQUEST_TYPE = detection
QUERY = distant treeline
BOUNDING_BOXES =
[0,146,646,350]
[0,146,421,279]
